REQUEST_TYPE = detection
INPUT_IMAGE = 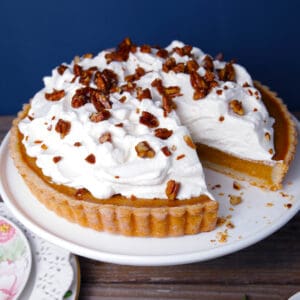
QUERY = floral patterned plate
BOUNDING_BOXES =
[0,216,32,299]
[0,203,80,300]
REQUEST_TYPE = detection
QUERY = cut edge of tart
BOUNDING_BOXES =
[196,81,297,191]
[9,105,218,237]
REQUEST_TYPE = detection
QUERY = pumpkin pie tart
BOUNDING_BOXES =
[9,38,296,237]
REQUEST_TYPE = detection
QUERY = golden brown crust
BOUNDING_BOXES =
[9,105,218,237]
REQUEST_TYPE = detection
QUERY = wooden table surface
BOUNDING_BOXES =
[0,115,299,300]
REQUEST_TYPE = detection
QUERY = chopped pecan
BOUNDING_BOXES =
[265,132,271,141]
[85,154,96,164]
[137,88,152,101]
[105,37,135,63]
[89,110,111,122]
[83,53,93,59]
[229,99,244,116]
[219,116,225,122]
[55,119,71,138]
[176,154,185,160]
[71,91,87,108]
[120,82,136,93]
[57,65,68,75]
[218,62,235,82]
[156,48,169,58]
[125,67,146,82]
[202,55,214,71]
[74,142,82,147]
[165,180,180,200]
[216,89,223,95]
[162,57,176,73]
[45,89,65,101]
[139,111,159,128]
[185,60,199,73]
[229,195,242,206]
[115,123,123,127]
[183,135,196,149]
[119,96,127,103]
[173,45,192,57]
[99,132,112,144]
[154,128,173,139]
[135,141,155,158]
[204,71,215,82]
[73,64,82,76]
[190,71,208,100]
[53,156,62,163]
[164,86,181,98]
[172,63,185,73]
[151,78,164,94]
[161,146,172,156]
[140,44,151,53]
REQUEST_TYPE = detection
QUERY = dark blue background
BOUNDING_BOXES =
[0,0,299,114]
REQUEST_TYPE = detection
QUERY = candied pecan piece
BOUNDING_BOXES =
[45,89,65,101]
[165,180,180,200]
[218,62,236,82]
[156,48,169,58]
[186,59,199,73]
[120,82,136,93]
[140,44,151,53]
[94,71,107,91]
[53,156,62,163]
[151,78,164,94]
[190,71,208,90]
[164,86,181,98]
[57,65,68,75]
[83,53,93,59]
[89,110,111,122]
[105,37,135,63]
[79,70,92,86]
[229,99,244,116]
[73,64,82,76]
[183,135,196,149]
[125,67,146,82]
[173,45,192,57]
[85,153,96,164]
[193,89,207,100]
[135,141,155,158]
[55,119,71,138]
[99,132,112,144]
[176,154,185,160]
[204,71,215,82]
[154,128,173,139]
[162,57,176,73]
[137,88,152,101]
[139,111,159,128]
[202,55,214,71]
[172,63,185,73]
[90,89,112,110]
[265,132,271,141]
[161,146,172,156]
[162,95,175,115]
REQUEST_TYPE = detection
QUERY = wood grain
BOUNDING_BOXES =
[0,115,299,300]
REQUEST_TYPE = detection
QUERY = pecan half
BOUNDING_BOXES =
[154,128,173,139]
[45,89,65,101]
[99,132,112,144]
[55,119,71,138]
[165,180,180,200]
[229,100,244,116]
[135,141,155,158]
[139,111,159,128]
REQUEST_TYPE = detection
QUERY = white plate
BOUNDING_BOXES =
[0,128,299,267]
[0,216,31,300]
[0,203,80,300]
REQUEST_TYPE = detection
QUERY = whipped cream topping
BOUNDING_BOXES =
[18,39,275,200]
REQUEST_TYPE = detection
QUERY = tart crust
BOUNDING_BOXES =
[196,82,297,190]
[9,105,218,237]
